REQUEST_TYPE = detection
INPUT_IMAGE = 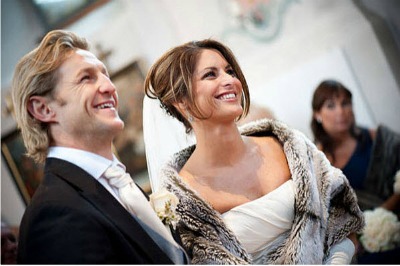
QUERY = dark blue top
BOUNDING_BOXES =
[342,128,373,190]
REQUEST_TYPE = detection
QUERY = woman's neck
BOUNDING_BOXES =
[189,121,247,168]
[330,131,354,146]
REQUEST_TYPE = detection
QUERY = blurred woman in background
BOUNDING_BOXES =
[311,80,400,263]
[311,80,400,212]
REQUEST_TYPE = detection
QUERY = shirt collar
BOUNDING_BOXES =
[47,146,124,180]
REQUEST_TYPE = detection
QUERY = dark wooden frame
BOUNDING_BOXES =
[1,129,44,205]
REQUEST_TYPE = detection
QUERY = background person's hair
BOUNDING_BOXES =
[311,80,357,162]
[11,30,89,163]
[144,39,250,133]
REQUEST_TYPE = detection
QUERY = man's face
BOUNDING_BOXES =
[48,49,124,152]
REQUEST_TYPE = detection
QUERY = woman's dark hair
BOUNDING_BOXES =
[311,80,358,162]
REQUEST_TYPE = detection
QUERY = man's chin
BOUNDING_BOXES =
[114,124,125,133]
[112,118,125,129]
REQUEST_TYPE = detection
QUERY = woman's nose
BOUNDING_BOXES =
[221,72,234,86]
[336,105,346,114]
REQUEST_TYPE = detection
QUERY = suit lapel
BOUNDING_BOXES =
[45,158,172,263]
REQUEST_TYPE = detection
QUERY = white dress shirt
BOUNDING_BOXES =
[47,146,125,205]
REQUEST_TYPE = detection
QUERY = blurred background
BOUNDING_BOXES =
[1,0,400,232]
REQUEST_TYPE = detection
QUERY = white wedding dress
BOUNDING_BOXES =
[222,179,354,264]
[222,179,295,264]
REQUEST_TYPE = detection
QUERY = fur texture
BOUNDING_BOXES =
[160,119,364,264]
[365,125,400,201]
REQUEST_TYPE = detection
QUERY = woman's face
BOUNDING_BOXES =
[315,93,354,135]
[190,49,243,122]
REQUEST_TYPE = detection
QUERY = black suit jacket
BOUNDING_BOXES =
[17,158,174,264]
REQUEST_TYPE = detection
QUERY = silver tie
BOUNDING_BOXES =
[104,166,183,264]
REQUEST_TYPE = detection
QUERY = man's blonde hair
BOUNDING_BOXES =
[11,30,89,163]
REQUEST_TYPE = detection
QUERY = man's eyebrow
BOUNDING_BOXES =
[74,66,91,78]
[75,63,108,77]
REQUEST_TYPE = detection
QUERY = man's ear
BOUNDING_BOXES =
[27,96,56,122]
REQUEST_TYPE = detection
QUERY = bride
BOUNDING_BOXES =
[143,39,364,264]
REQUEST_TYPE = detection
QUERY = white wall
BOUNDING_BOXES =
[65,0,400,136]
[225,0,400,136]
[1,0,399,226]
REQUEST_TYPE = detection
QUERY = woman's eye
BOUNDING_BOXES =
[227,69,236,77]
[203,71,216,79]
[342,100,352,107]
[325,101,335,109]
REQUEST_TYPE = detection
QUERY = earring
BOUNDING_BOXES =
[316,117,322,123]
[187,111,194,123]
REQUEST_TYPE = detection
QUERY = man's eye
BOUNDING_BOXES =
[80,75,90,82]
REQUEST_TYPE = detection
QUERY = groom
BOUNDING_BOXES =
[12,30,186,264]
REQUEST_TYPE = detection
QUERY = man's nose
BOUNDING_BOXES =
[98,74,116,93]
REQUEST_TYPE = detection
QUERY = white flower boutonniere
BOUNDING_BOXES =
[150,188,180,229]
[359,207,400,253]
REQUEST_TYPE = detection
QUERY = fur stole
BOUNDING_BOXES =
[160,119,364,264]
[365,124,400,200]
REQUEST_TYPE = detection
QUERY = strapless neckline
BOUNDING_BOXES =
[222,179,295,263]
[224,179,293,214]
